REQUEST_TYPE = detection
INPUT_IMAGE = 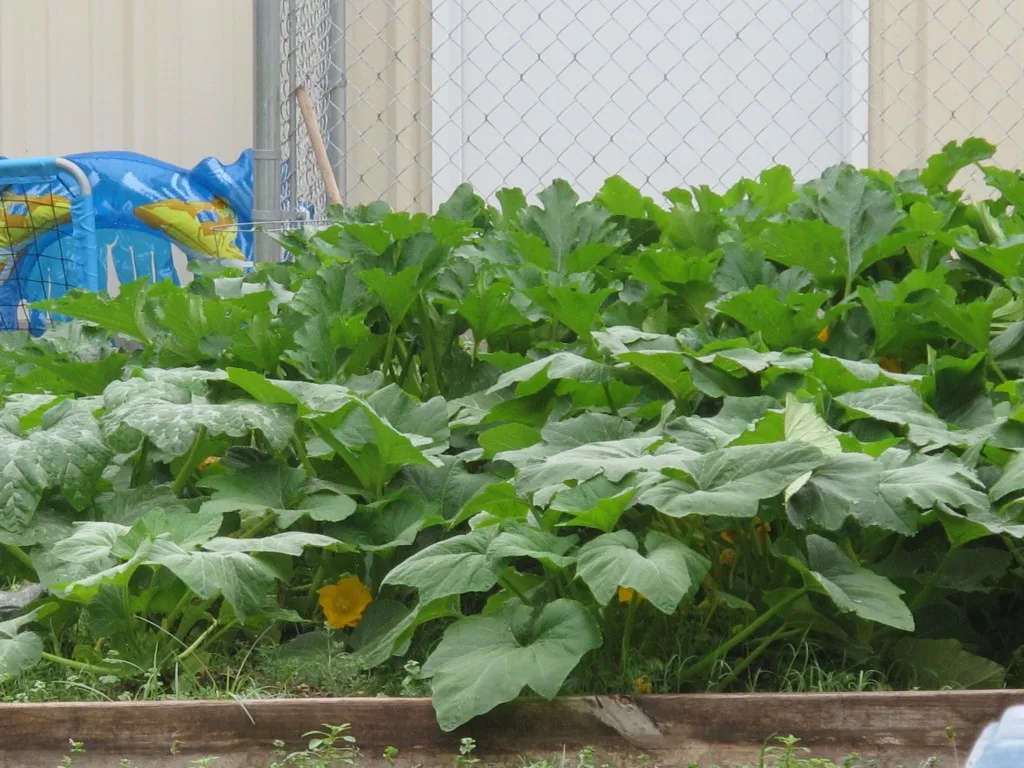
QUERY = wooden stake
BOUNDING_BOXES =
[295,84,343,207]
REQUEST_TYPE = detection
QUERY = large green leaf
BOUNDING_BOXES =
[836,386,951,447]
[0,607,52,677]
[782,535,914,631]
[0,398,111,533]
[382,528,502,601]
[792,164,904,285]
[490,521,578,569]
[202,532,348,556]
[146,539,278,621]
[102,370,294,455]
[576,530,709,613]
[787,453,885,531]
[488,352,615,396]
[422,599,602,731]
[638,442,824,519]
[890,638,1005,689]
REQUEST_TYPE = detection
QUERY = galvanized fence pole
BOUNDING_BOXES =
[252,0,282,263]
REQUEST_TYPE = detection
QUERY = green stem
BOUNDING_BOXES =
[238,512,277,539]
[176,621,219,662]
[990,358,1009,384]
[603,382,620,416]
[292,434,316,478]
[40,651,119,677]
[709,627,800,693]
[910,546,957,612]
[306,562,328,614]
[381,327,398,382]
[162,592,193,632]
[175,596,217,640]
[2,542,33,569]
[130,439,149,487]
[498,574,536,607]
[620,591,639,675]
[191,621,238,656]
[171,427,208,495]
[419,299,442,398]
[680,587,808,682]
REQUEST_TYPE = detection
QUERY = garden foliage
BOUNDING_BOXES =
[2,138,1024,730]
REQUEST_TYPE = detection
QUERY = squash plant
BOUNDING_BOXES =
[2,137,1024,731]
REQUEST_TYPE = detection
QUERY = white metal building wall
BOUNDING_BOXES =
[0,0,253,169]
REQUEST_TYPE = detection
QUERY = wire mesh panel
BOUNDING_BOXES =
[278,0,1024,214]
[0,158,99,332]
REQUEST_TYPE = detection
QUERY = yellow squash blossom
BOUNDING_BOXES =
[816,326,830,342]
[633,675,653,694]
[878,356,903,374]
[754,518,772,547]
[719,548,737,567]
[318,576,373,629]
[617,586,645,604]
[198,456,221,474]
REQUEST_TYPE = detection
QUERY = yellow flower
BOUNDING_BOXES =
[198,456,221,474]
[317,576,372,629]
[633,675,653,694]
[754,519,772,548]
[817,326,830,342]
[879,356,903,374]
[617,586,644,604]
[719,548,736,567]
[720,529,738,544]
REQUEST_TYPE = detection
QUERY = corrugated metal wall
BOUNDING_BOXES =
[0,0,252,168]
[3,0,1024,195]
[869,0,1024,173]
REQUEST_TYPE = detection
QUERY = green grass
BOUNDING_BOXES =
[1,633,896,704]
[48,733,950,768]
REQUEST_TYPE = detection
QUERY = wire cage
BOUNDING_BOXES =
[212,218,337,264]
[0,157,99,332]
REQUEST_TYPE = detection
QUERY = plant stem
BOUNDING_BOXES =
[910,546,957,612]
[171,427,208,495]
[603,382,620,416]
[498,574,536,607]
[292,434,316,477]
[2,542,33,569]
[174,596,217,640]
[162,592,193,632]
[176,621,219,662]
[40,651,119,677]
[381,327,398,382]
[679,587,808,682]
[130,438,149,487]
[305,562,328,614]
[709,627,800,693]
[419,299,442,398]
[238,512,277,539]
[620,591,639,676]
[990,358,1009,384]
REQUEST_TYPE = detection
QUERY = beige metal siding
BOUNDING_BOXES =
[0,0,253,168]
[870,0,1024,175]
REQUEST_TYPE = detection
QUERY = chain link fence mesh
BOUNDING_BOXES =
[280,0,1024,215]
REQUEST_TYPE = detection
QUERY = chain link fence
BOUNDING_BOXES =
[276,0,1024,216]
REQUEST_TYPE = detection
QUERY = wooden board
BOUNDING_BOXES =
[3,691,1022,767]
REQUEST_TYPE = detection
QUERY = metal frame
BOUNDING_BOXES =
[0,155,100,293]
[253,0,282,263]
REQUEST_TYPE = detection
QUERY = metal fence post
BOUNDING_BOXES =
[253,0,282,263]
